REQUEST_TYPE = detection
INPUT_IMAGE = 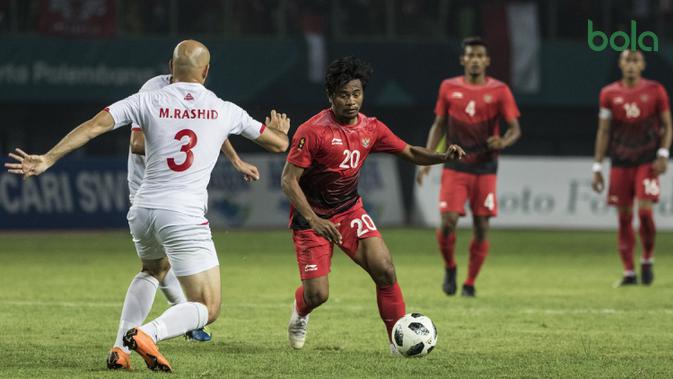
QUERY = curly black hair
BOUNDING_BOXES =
[462,36,488,53]
[325,56,373,97]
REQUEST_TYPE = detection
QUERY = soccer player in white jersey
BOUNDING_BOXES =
[5,40,290,372]
[104,72,261,368]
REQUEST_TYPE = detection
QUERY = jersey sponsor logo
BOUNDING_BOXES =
[304,264,318,272]
[184,93,194,101]
[158,108,219,120]
[451,91,464,99]
[331,137,343,145]
[361,138,370,148]
[297,137,306,150]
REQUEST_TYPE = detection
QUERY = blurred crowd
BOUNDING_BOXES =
[1,0,670,40]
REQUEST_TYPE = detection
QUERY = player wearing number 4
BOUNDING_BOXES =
[417,36,522,297]
[282,56,465,352]
[592,50,672,287]
[5,40,291,372]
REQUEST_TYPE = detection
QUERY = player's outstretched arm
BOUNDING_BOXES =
[220,139,260,182]
[5,111,115,179]
[254,110,290,153]
[399,144,465,166]
[487,118,522,150]
[281,161,342,244]
[416,116,447,185]
[592,117,611,193]
[653,110,672,175]
[130,129,145,155]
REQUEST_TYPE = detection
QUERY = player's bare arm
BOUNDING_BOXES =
[5,110,115,179]
[130,129,145,155]
[400,144,465,166]
[416,115,448,185]
[592,116,611,193]
[220,139,260,182]
[281,162,342,244]
[487,118,522,150]
[254,110,290,153]
[652,110,672,175]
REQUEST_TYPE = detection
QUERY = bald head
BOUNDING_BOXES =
[171,40,211,83]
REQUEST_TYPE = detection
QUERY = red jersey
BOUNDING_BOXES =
[599,79,670,167]
[434,76,520,174]
[287,109,408,229]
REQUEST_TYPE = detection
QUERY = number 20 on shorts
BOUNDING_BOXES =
[350,214,377,237]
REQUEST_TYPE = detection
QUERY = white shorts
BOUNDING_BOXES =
[127,206,219,277]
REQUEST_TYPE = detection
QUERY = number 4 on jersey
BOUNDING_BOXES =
[465,100,476,117]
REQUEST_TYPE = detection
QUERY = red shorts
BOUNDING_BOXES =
[292,199,382,280]
[608,163,660,206]
[439,168,497,217]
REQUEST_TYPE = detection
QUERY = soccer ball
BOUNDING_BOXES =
[392,313,438,357]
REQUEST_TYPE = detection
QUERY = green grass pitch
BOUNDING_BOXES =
[1,228,672,378]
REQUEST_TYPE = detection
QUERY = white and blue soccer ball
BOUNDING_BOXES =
[392,313,438,357]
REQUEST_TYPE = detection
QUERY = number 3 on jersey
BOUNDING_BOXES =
[168,129,197,172]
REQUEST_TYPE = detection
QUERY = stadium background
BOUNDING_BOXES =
[2,0,673,229]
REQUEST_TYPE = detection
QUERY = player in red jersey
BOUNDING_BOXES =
[281,56,465,352]
[592,50,672,287]
[416,36,521,298]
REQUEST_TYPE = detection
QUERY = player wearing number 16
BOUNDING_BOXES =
[416,37,522,297]
[281,56,465,353]
[5,40,291,372]
[592,50,672,287]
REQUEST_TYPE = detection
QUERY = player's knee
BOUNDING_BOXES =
[305,288,328,307]
[141,260,170,280]
[206,302,221,324]
[373,263,396,287]
[440,217,458,235]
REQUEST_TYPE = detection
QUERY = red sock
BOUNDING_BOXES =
[464,239,489,286]
[376,282,406,340]
[618,212,635,272]
[638,209,655,262]
[436,230,457,268]
[294,286,314,317]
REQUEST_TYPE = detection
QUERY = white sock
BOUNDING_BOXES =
[140,302,209,343]
[114,272,159,353]
[160,269,187,305]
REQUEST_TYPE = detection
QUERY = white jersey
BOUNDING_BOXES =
[127,74,172,203]
[108,82,264,216]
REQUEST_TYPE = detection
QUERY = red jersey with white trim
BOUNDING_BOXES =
[599,79,670,167]
[434,76,520,174]
[287,109,407,229]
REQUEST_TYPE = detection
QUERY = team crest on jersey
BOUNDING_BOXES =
[297,137,306,150]
[483,94,493,103]
[451,92,464,99]
[640,94,649,102]
[361,138,370,148]
[184,93,194,101]
[614,96,624,105]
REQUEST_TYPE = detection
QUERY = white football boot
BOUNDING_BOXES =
[288,300,310,349]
